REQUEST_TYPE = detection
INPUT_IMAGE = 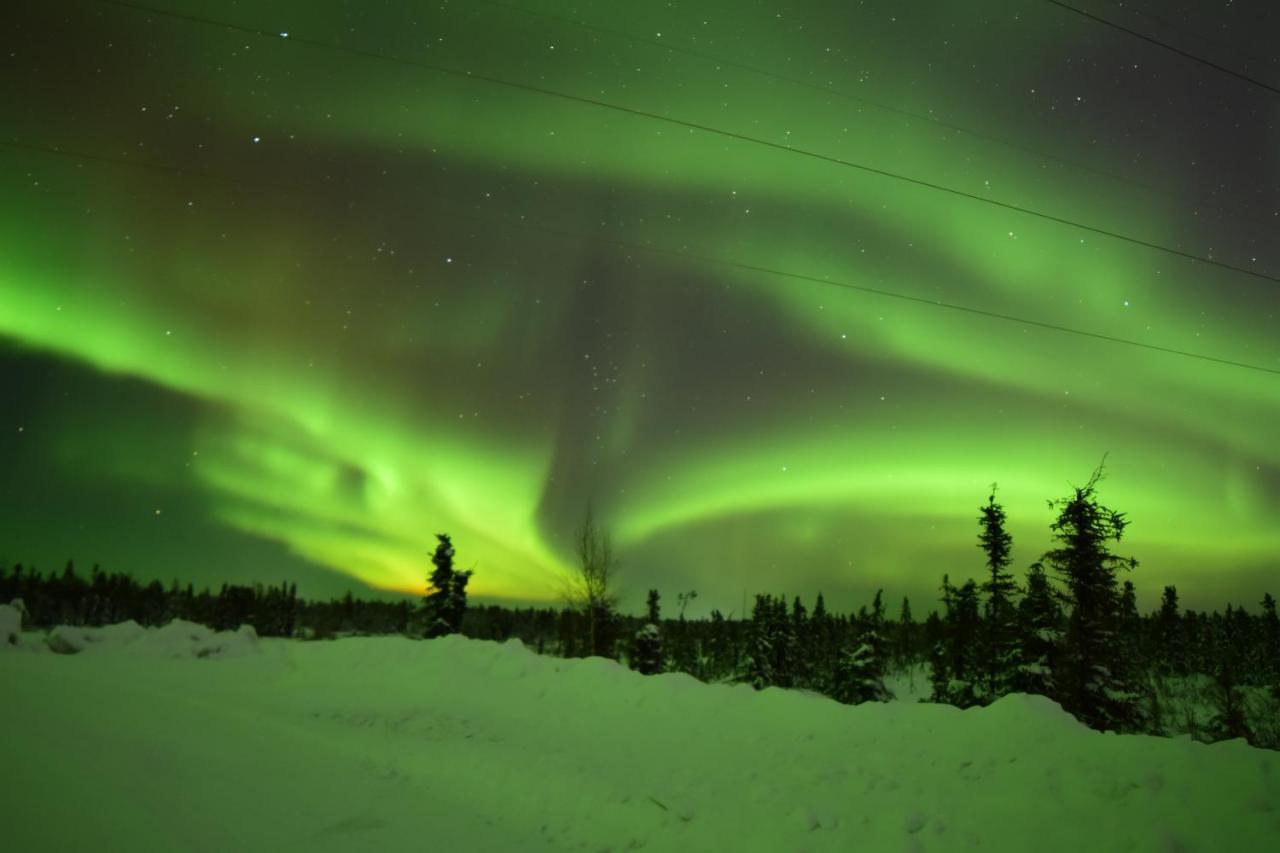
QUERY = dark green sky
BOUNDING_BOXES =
[2,0,1277,615]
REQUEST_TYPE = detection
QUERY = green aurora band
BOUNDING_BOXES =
[1,0,1277,612]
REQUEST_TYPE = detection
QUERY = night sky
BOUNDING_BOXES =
[2,0,1277,615]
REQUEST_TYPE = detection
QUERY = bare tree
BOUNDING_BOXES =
[564,502,620,657]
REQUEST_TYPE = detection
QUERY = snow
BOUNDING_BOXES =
[1,626,1278,852]
[44,619,259,658]
[0,601,21,645]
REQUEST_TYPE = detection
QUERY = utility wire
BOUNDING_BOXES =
[1045,0,1280,97]
[480,0,1274,231]
[1100,0,1279,73]
[79,0,1280,287]
[6,137,1278,377]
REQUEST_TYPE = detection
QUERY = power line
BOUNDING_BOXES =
[6,137,1278,377]
[1045,0,1280,97]
[1099,0,1279,73]
[480,0,1274,231]
[79,0,1280,287]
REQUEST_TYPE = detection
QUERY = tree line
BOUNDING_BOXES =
[3,465,1277,747]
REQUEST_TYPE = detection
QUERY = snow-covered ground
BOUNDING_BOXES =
[2,618,1278,852]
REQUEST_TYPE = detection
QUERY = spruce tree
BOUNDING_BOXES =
[897,596,916,669]
[930,576,984,707]
[929,575,956,704]
[705,609,733,681]
[772,594,798,688]
[1155,585,1184,676]
[1015,562,1063,697]
[832,634,893,704]
[977,488,1019,701]
[832,592,893,704]
[947,580,984,706]
[809,593,833,692]
[630,589,664,675]
[1040,465,1143,731]
[1118,580,1142,671]
[1260,593,1279,685]
[423,534,471,638]
[791,596,811,688]
[1208,606,1252,742]
[744,595,777,690]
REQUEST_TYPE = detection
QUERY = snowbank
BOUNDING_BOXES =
[0,601,21,645]
[46,619,259,658]
[0,631,1276,852]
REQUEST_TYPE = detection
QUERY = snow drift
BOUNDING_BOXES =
[46,619,259,658]
[0,601,21,645]
[1,626,1276,852]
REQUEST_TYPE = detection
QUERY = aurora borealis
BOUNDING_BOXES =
[2,0,1277,614]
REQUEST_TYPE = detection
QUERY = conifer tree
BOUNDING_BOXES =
[705,609,733,681]
[1040,464,1143,731]
[977,487,1019,700]
[1260,593,1279,685]
[1208,606,1252,742]
[791,596,811,688]
[1155,585,1184,676]
[832,591,893,704]
[772,594,798,688]
[930,576,984,706]
[631,589,663,675]
[744,594,777,690]
[423,534,472,638]
[929,575,956,703]
[1015,562,1063,697]
[1118,579,1142,669]
[809,592,833,692]
[896,596,916,669]
[947,580,984,706]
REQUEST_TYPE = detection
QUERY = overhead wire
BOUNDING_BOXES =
[6,137,1278,377]
[478,0,1276,230]
[77,0,1280,288]
[1044,0,1280,97]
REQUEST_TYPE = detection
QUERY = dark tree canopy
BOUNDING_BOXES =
[424,534,472,638]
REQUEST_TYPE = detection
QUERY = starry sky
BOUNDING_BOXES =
[2,0,1278,615]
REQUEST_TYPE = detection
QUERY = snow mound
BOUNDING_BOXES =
[135,620,259,659]
[2,632,1278,852]
[46,619,260,658]
[0,602,21,646]
[48,620,147,653]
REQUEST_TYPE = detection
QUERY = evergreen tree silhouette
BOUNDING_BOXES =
[809,593,834,692]
[772,595,798,688]
[948,580,984,706]
[1040,463,1143,731]
[1260,593,1279,686]
[896,596,916,669]
[977,487,1019,700]
[744,594,776,690]
[929,574,956,704]
[1118,579,1142,669]
[832,590,892,704]
[1015,562,1063,697]
[791,596,811,688]
[423,534,471,638]
[1155,585,1184,676]
[630,589,664,675]
[1208,605,1252,742]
